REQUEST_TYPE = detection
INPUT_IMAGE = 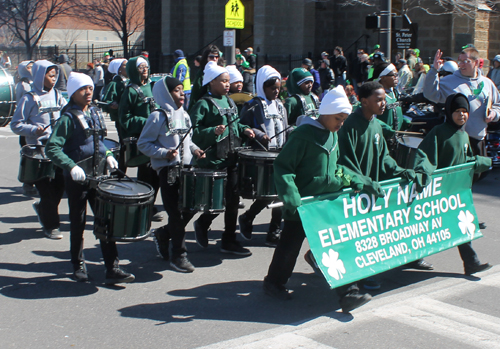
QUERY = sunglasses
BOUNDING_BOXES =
[384,73,397,77]
[208,55,219,59]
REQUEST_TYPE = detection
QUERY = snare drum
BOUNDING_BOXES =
[179,168,227,213]
[395,136,423,169]
[104,138,120,158]
[94,179,154,242]
[0,67,16,127]
[123,137,149,167]
[238,149,280,199]
[18,145,55,183]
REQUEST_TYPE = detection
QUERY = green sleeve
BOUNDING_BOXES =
[45,115,77,172]
[188,71,206,112]
[190,100,217,150]
[379,138,407,180]
[412,132,438,188]
[338,127,363,176]
[375,118,396,139]
[118,87,147,137]
[274,134,307,217]
[285,97,300,125]
[474,155,492,173]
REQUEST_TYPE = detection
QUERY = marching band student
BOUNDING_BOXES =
[263,86,383,313]
[11,60,66,239]
[102,58,128,170]
[138,76,205,273]
[239,65,289,246]
[118,56,162,221]
[372,63,411,144]
[336,81,431,289]
[189,45,221,109]
[285,67,320,125]
[413,93,492,275]
[45,72,134,284]
[190,61,255,256]
[15,60,36,196]
[227,65,244,94]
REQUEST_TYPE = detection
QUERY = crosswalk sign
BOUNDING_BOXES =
[225,0,245,29]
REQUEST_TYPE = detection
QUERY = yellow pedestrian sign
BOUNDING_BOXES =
[225,0,245,29]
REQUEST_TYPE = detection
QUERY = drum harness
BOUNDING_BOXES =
[293,93,320,118]
[127,83,156,111]
[67,106,108,181]
[385,89,402,152]
[202,96,241,159]
[255,97,286,148]
[158,107,192,184]
[28,90,63,140]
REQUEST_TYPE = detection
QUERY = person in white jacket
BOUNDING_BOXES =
[138,76,204,273]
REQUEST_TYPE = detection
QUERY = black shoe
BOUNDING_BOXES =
[304,249,321,275]
[152,227,170,260]
[170,256,195,273]
[361,277,381,290]
[105,267,135,285]
[263,279,292,300]
[405,259,434,270]
[238,213,253,240]
[238,201,245,209]
[220,240,252,256]
[194,219,209,248]
[265,229,281,247]
[73,262,89,282]
[339,292,372,313]
[465,262,492,275]
[479,222,487,230]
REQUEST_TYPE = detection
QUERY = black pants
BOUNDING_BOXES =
[469,137,487,183]
[196,164,240,242]
[65,176,118,270]
[244,199,282,232]
[137,162,160,200]
[159,166,195,259]
[265,219,358,298]
[34,168,65,230]
[458,242,480,267]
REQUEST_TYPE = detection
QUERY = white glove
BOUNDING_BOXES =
[70,166,86,182]
[106,156,119,170]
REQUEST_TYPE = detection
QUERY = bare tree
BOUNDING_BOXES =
[339,0,499,18]
[72,0,145,58]
[0,0,71,59]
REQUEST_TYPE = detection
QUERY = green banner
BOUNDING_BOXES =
[298,163,483,289]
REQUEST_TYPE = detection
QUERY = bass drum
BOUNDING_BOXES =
[0,67,16,127]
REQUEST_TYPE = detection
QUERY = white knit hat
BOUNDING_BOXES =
[67,72,94,99]
[226,65,243,84]
[136,57,148,68]
[202,61,228,86]
[108,59,126,75]
[318,86,352,115]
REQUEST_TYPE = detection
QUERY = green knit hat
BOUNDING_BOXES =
[286,68,313,95]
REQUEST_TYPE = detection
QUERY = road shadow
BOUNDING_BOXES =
[0,186,34,206]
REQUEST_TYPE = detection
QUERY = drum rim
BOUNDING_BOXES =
[181,168,227,177]
[237,149,280,159]
[97,178,154,198]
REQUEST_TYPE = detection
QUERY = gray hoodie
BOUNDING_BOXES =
[11,60,67,145]
[137,77,200,172]
[15,60,33,102]
[423,66,500,140]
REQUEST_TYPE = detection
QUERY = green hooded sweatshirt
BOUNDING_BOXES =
[118,56,158,138]
[284,68,319,125]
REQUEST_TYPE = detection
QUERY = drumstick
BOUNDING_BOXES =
[268,125,294,140]
[410,122,427,125]
[174,125,193,151]
[115,168,137,183]
[395,130,424,136]
[43,121,57,131]
[253,138,268,151]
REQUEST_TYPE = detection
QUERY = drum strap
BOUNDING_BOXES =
[127,83,156,110]
[256,97,286,147]
[157,108,187,171]
[293,94,319,118]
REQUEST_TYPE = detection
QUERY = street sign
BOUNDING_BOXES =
[223,30,235,47]
[225,0,245,29]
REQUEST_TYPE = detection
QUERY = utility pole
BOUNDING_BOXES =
[380,0,392,60]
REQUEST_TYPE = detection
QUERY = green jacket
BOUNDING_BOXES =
[102,74,128,122]
[118,56,158,138]
[338,107,408,182]
[284,94,318,125]
[413,122,491,186]
[190,94,250,169]
[274,117,375,221]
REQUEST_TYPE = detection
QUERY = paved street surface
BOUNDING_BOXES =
[0,121,499,348]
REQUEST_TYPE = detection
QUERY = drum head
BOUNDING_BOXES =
[20,145,50,161]
[397,136,423,149]
[0,67,15,119]
[238,149,280,160]
[98,179,153,197]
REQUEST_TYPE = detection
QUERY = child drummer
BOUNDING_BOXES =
[138,76,205,273]
[239,65,290,246]
[46,72,134,284]
[11,60,67,239]
[189,61,255,256]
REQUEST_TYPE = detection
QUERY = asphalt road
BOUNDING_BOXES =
[0,121,499,348]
